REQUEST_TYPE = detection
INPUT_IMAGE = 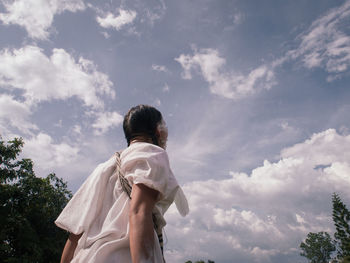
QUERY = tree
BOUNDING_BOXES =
[341,256,350,263]
[0,137,72,262]
[333,193,350,260]
[300,231,335,263]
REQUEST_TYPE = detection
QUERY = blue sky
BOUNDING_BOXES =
[1,0,350,262]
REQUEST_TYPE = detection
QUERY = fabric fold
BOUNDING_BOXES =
[55,156,117,235]
[174,187,190,217]
[55,142,189,263]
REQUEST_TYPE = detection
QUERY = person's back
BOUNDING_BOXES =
[55,105,189,263]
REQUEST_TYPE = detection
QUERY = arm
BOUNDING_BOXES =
[129,183,159,263]
[60,232,82,263]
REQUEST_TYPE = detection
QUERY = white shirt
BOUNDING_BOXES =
[55,142,189,263]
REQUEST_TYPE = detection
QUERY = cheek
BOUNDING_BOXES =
[158,131,168,144]
[162,131,168,141]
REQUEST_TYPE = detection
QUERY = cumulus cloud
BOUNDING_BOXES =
[22,132,79,172]
[0,94,37,134]
[0,0,85,39]
[285,0,350,80]
[0,45,114,109]
[96,9,137,30]
[175,48,276,99]
[92,111,124,135]
[0,45,118,137]
[165,129,350,263]
[281,129,350,165]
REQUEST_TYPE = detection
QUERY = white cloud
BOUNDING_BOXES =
[22,132,79,172]
[101,31,110,39]
[175,1,350,101]
[162,83,170,92]
[224,12,245,31]
[96,9,137,30]
[143,0,166,26]
[175,48,276,99]
[165,129,350,262]
[281,129,350,165]
[0,46,117,138]
[233,12,244,25]
[154,98,161,106]
[152,64,168,73]
[72,124,82,135]
[92,111,123,135]
[0,45,114,109]
[286,0,350,79]
[54,119,63,128]
[0,94,37,134]
[0,0,85,40]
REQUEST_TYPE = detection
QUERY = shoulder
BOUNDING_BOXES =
[120,142,170,170]
[121,142,168,160]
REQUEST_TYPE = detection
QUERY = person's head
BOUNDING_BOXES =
[123,105,168,149]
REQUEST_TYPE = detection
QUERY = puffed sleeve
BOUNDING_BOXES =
[120,143,171,201]
[55,155,117,234]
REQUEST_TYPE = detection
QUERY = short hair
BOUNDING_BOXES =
[123,105,163,146]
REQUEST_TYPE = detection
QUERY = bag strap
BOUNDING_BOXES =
[116,152,132,198]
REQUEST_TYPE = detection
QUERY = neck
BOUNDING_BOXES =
[130,135,154,145]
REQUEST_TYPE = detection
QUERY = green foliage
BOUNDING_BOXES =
[333,193,350,260]
[0,136,72,262]
[341,256,350,263]
[300,193,350,263]
[300,231,335,263]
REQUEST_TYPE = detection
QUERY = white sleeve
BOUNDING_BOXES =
[121,144,170,200]
[55,156,117,234]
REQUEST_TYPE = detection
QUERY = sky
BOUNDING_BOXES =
[1,0,350,262]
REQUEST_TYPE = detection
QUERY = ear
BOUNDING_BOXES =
[155,126,161,138]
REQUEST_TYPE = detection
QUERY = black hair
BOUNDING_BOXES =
[123,105,163,146]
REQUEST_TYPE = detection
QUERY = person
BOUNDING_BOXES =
[55,105,189,263]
